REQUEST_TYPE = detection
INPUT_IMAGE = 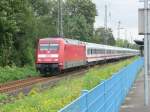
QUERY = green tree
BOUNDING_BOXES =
[115,38,138,49]
[0,0,20,66]
[93,27,116,45]
[12,0,58,66]
[64,0,96,41]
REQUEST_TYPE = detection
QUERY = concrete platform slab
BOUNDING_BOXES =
[120,70,150,112]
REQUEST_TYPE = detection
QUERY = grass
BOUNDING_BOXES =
[0,57,139,112]
[83,59,132,90]
[0,66,38,84]
[0,94,8,102]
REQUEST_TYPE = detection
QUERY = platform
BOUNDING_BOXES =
[121,69,150,112]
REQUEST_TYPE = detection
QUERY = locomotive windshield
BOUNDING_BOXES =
[39,44,59,51]
[49,44,59,50]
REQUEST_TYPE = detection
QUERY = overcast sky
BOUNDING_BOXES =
[92,0,143,42]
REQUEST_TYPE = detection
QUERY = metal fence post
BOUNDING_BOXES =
[100,80,106,112]
[81,90,89,112]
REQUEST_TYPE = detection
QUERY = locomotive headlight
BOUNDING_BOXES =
[38,59,41,61]
[59,63,63,65]
[38,54,46,58]
[54,59,58,61]
[51,54,58,58]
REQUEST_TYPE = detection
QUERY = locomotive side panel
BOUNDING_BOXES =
[63,44,86,69]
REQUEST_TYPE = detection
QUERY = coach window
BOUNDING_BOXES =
[102,50,104,54]
[99,49,101,54]
[91,49,92,54]
[88,49,90,55]
[96,49,98,54]
[94,49,96,54]
[93,49,95,54]
[108,50,110,54]
[103,49,105,54]
[115,50,117,54]
[111,50,113,54]
[101,49,103,54]
[92,49,95,54]
[87,49,89,55]
[97,49,99,54]
[110,50,112,54]
[92,49,94,54]
[87,49,90,55]
[100,49,102,54]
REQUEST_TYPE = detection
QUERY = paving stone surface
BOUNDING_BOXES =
[120,70,150,112]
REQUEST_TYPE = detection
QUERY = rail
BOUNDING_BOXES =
[59,58,144,112]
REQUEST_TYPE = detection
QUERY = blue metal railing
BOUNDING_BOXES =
[59,58,144,112]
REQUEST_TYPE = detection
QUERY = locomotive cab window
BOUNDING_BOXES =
[39,44,59,51]
[49,44,59,50]
[39,44,49,50]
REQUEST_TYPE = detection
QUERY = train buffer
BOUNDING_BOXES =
[121,70,150,112]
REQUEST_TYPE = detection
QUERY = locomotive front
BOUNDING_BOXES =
[36,38,64,75]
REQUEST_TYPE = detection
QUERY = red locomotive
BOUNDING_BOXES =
[36,37,86,75]
[36,37,139,75]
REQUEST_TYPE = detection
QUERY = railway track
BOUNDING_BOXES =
[0,77,52,93]
[0,68,88,94]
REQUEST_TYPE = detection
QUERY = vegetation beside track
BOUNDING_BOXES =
[0,66,38,84]
[0,57,139,112]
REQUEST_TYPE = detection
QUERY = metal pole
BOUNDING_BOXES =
[104,4,108,56]
[123,29,128,48]
[117,21,121,39]
[104,4,108,30]
[148,36,150,76]
[60,0,63,37]
[105,4,108,45]
[57,0,60,36]
[144,0,149,106]
[125,29,127,41]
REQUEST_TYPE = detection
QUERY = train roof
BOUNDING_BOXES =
[39,37,84,45]
[86,42,138,52]
[39,37,138,51]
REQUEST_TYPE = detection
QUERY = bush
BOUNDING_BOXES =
[0,66,38,84]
